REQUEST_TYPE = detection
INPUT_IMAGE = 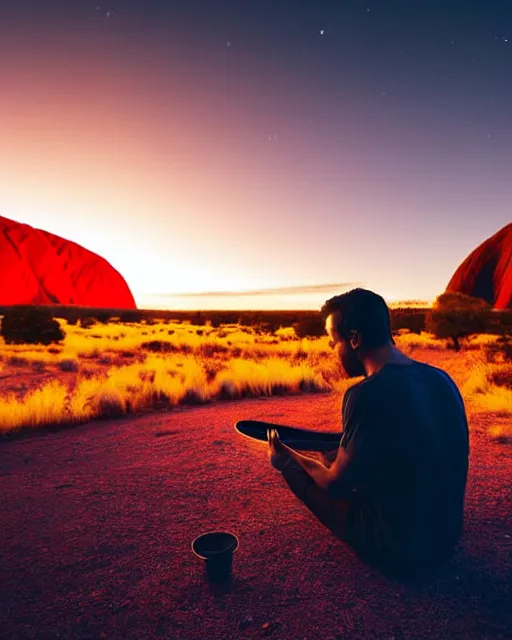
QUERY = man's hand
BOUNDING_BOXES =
[268,428,293,471]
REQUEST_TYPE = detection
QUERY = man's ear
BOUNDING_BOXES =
[349,330,361,350]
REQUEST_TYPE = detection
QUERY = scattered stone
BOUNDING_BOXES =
[238,616,253,631]
[261,621,282,636]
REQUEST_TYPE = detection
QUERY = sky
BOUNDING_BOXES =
[1,0,511,310]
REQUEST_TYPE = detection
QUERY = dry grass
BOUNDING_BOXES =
[0,320,510,441]
[462,353,512,437]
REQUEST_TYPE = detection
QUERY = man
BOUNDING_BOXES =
[268,288,470,576]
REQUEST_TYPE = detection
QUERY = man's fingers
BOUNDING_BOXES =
[267,428,281,447]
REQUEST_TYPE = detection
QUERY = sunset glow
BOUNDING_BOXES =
[1,2,510,309]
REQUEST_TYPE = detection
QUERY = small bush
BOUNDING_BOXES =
[94,312,111,324]
[59,359,79,372]
[0,309,65,346]
[180,389,207,405]
[119,311,143,323]
[79,317,96,329]
[488,365,512,389]
[95,391,126,418]
[31,360,47,372]
[293,318,325,339]
[141,340,178,353]
[197,342,229,358]
[483,337,512,363]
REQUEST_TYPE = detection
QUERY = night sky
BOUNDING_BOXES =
[1,1,511,309]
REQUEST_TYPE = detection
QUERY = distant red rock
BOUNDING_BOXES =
[445,223,512,310]
[0,216,136,308]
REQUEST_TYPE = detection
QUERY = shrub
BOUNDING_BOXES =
[118,311,143,323]
[426,293,492,351]
[292,317,325,339]
[141,340,178,353]
[197,342,229,358]
[191,312,206,326]
[483,336,512,363]
[79,317,96,329]
[59,359,79,372]
[390,310,426,334]
[0,308,65,345]
[94,312,111,324]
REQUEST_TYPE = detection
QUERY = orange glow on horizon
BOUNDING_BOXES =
[0,33,457,306]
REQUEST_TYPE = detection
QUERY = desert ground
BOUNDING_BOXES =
[0,322,511,639]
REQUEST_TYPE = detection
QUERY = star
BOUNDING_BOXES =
[320,29,325,35]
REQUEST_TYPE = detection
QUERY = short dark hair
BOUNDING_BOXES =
[320,288,395,348]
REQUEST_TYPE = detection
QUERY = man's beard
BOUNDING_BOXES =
[341,351,367,378]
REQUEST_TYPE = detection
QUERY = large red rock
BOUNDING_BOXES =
[445,223,512,310]
[0,216,136,308]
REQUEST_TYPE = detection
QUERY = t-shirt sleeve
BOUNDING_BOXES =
[335,385,384,495]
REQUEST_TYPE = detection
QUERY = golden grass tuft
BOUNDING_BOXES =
[462,356,512,422]
[0,380,68,432]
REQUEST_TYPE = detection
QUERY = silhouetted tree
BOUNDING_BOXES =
[426,292,492,351]
[292,317,325,339]
[0,308,65,345]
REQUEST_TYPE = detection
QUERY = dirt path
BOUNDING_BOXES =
[0,393,511,640]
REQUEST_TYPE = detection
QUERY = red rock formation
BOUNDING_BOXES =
[0,216,136,308]
[445,223,512,310]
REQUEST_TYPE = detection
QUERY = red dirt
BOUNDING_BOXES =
[0,393,511,640]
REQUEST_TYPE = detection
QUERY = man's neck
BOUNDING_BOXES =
[361,345,414,377]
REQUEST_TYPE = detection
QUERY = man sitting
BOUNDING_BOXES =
[268,288,470,576]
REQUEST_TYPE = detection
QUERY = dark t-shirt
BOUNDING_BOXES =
[338,361,469,572]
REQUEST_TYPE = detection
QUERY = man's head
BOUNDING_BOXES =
[321,288,396,378]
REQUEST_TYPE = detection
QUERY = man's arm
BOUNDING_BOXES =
[278,439,355,499]
[275,388,356,493]
[288,386,375,500]
[278,445,335,492]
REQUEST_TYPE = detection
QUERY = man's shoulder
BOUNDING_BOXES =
[346,360,459,399]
